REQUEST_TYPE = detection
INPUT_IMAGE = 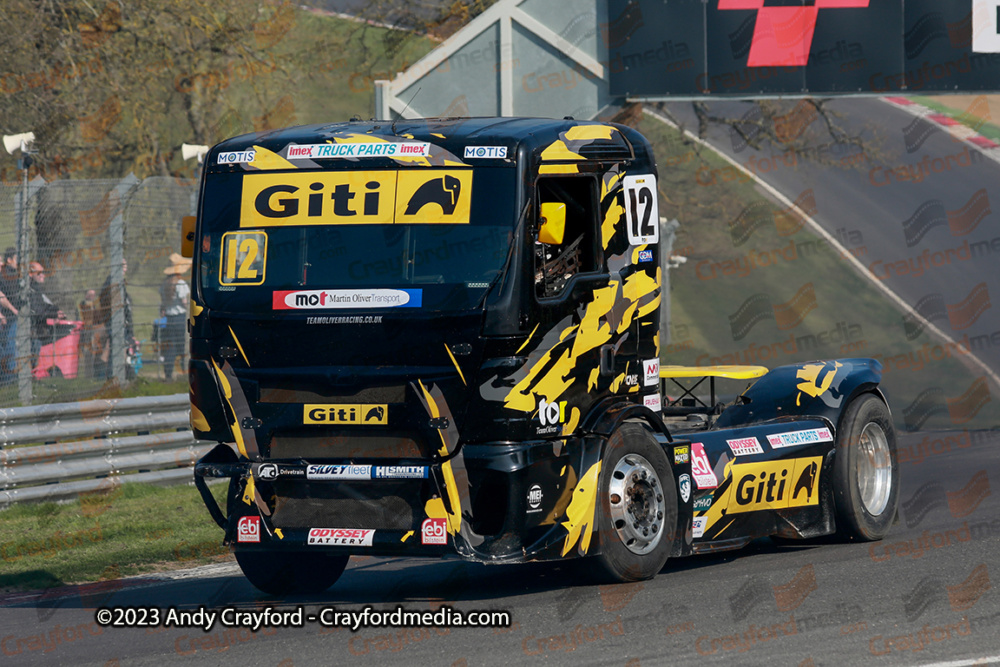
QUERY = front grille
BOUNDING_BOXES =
[272,481,419,530]
[270,434,424,459]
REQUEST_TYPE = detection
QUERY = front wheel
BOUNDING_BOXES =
[592,422,677,583]
[235,549,349,596]
[833,394,899,541]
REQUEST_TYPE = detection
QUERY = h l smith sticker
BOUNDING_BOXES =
[273,288,422,310]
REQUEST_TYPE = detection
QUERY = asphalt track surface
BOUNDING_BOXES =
[661,97,1000,377]
[1,430,998,666]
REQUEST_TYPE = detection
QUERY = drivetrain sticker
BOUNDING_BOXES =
[273,289,422,310]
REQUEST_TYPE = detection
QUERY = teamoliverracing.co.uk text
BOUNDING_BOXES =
[95,605,510,633]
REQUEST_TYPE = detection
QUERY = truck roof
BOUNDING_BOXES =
[206,117,649,171]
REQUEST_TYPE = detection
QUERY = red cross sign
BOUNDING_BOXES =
[719,0,871,67]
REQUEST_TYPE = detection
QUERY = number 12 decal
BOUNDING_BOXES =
[623,174,659,246]
[220,231,267,285]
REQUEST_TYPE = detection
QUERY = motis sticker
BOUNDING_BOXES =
[218,150,256,165]
[766,428,833,449]
[624,174,659,245]
[464,146,508,159]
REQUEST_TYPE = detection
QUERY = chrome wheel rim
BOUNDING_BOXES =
[857,422,892,516]
[608,454,666,555]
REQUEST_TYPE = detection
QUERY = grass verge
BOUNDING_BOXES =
[0,481,229,593]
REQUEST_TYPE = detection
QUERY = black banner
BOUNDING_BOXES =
[608,0,1000,97]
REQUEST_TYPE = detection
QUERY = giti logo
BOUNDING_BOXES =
[727,456,822,514]
[538,398,567,427]
[240,170,472,227]
[303,404,388,426]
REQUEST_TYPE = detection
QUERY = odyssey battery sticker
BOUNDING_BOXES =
[240,170,472,227]
[274,288,422,310]
[219,231,267,286]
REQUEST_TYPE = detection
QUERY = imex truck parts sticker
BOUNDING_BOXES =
[239,170,472,227]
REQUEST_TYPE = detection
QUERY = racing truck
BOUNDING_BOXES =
[187,117,899,594]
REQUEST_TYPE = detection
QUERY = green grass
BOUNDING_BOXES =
[638,116,997,432]
[910,96,1000,144]
[0,481,230,592]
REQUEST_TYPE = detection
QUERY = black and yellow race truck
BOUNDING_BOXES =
[186,118,898,594]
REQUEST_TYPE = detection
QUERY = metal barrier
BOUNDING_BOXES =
[0,393,218,507]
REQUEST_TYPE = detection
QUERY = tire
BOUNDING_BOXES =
[235,549,349,596]
[833,394,899,541]
[592,422,677,583]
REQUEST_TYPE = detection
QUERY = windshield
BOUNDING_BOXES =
[198,168,517,312]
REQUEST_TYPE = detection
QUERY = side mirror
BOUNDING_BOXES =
[538,202,567,245]
[181,216,196,258]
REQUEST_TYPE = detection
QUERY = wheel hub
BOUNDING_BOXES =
[857,422,892,516]
[608,454,666,555]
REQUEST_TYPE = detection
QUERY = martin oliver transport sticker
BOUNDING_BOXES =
[273,288,422,310]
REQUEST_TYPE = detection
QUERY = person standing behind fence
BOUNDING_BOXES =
[0,249,22,384]
[95,259,133,379]
[160,254,191,381]
[28,261,65,366]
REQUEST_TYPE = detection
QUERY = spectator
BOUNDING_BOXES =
[0,248,21,384]
[160,254,191,381]
[95,259,133,379]
[78,289,98,378]
[28,261,65,365]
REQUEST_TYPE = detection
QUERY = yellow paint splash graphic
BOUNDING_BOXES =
[401,531,414,542]
[540,140,584,162]
[561,406,581,437]
[561,461,601,556]
[242,476,255,506]
[796,362,843,406]
[565,125,617,142]
[190,402,210,432]
[275,528,284,540]
[250,145,296,171]
[228,326,250,366]
[444,344,467,386]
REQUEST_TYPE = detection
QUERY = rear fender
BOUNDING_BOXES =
[715,359,882,429]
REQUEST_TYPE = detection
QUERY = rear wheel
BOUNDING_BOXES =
[833,394,898,541]
[235,549,349,596]
[592,422,676,582]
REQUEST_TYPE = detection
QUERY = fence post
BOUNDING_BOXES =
[109,174,139,385]
[15,176,44,405]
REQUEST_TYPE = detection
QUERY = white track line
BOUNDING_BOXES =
[643,106,1000,393]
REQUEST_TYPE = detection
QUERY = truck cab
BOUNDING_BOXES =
[190,118,897,594]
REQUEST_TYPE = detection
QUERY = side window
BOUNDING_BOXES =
[534,177,598,299]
